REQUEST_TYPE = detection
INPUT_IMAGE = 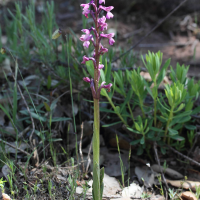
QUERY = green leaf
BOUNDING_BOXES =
[144,81,153,98]
[170,135,185,141]
[174,103,185,113]
[105,61,112,82]
[127,127,140,134]
[50,98,60,111]
[48,138,62,142]
[100,88,108,97]
[134,122,141,132]
[185,124,196,130]
[137,146,143,155]
[168,128,178,136]
[191,106,200,115]
[130,139,140,145]
[30,112,47,122]
[51,117,71,122]
[157,58,171,86]
[173,111,192,119]
[140,136,145,144]
[47,75,51,90]
[160,147,166,154]
[102,121,122,127]
[169,116,191,127]
[99,107,116,114]
[150,127,165,132]
[177,116,191,123]
[173,123,182,131]
[43,102,51,112]
[100,69,105,82]
[86,60,94,77]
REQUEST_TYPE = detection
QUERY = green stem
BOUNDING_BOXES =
[127,102,135,124]
[93,98,100,200]
[139,98,145,118]
[106,93,128,126]
[92,1,101,199]
[164,106,174,143]
[154,99,157,127]
[153,83,157,127]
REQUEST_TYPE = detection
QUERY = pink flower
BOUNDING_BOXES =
[99,45,108,54]
[99,5,114,12]
[81,29,90,34]
[97,82,112,97]
[99,64,104,69]
[80,30,93,48]
[98,16,107,31]
[100,33,115,45]
[106,12,114,19]
[99,0,105,4]
[83,77,91,83]
[80,3,90,18]
[81,56,96,64]
[101,82,112,89]
[109,37,115,45]
[99,6,114,19]
[100,33,114,38]
[81,56,90,64]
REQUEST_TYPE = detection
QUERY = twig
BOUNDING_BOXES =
[79,122,85,173]
[137,40,194,48]
[153,142,168,200]
[0,139,30,156]
[112,0,188,63]
[166,144,200,167]
[18,126,31,139]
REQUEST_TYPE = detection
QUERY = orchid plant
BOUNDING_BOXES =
[80,0,114,199]
[52,0,114,198]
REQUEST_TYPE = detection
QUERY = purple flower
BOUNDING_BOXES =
[100,33,115,45]
[109,37,115,45]
[81,29,90,34]
[80,3,90,18]
[99,45,108,54]
[81,56,96,64]
[100,82,112,89]
[99,64,104,69]
[99,6,114,19]
[80,30,93,48]
[80,0,114,99]
[106,11,113,19]
[98,16,107,31]
[99,0,105,4]
[100,33,114,38]
[81,56,90,64]
[83,77,91,83]
[97,82,112,97]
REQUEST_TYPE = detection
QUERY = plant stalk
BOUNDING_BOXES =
[164,106,174,143]
[93,98,100,200]
[92,1,101,199]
